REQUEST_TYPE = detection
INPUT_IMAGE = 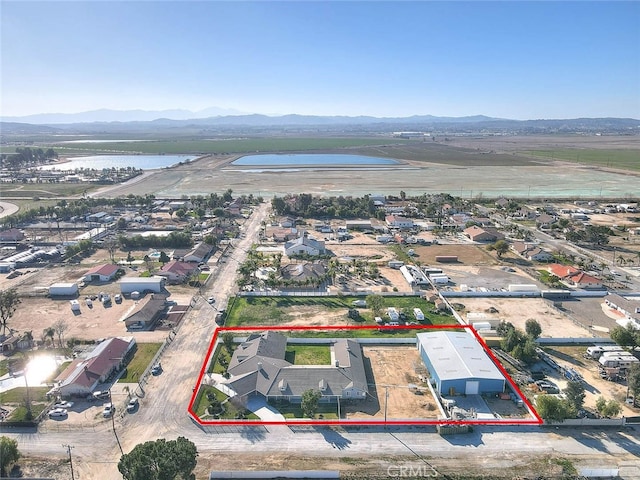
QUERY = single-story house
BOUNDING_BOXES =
[463,226,504,243]
[547,263,603,290]
[280,262,327,283]
[268,227,298,242]
[183,242,213,263]
[123,294,169,330]
[547,263,580,278]
[223,331,368,403]
[54,337,136,397]
[511,242,554,262]
[417,331,505,395]
[385,215,414,229]
[604,293,640,328]
[279,216,296,228]
[225,198,243,216]
[157,260,198,284]
[535,213,556,228]
[84,264,120,283]
[565,271,604,290]
[284,233,326,257]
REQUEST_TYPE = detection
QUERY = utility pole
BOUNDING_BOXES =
[109,389,124,455]
[63,444,75,480]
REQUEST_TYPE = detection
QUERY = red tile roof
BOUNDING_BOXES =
[548,263,580,278]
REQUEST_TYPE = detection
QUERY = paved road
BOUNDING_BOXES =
[4,202,640,479]
[0,201,19,219]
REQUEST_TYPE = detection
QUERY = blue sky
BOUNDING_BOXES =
[1,1,639,119]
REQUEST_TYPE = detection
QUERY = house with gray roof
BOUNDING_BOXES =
[284,232,326,257]
[223,331,368,403]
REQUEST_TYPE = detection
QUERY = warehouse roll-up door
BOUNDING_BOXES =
[465,380,479,395]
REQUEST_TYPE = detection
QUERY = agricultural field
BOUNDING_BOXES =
[11,137,413,156]
[520,149,640,172]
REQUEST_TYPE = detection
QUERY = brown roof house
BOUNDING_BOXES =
[158,260,198,284]
[54,337,136,397]
[123,293,170,330]
[222,331,368,404]
[463,226,504,243]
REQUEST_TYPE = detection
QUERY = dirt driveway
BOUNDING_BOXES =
[344,346,437,420]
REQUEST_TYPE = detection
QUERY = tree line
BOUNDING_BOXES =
[1,147,58,170]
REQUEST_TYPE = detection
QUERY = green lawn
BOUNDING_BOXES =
[1,183,100,197]
[226,296,457,328]
[17,137,410,156]
[118,343,162,383]
[285,345,331,365]
[208,342,235,374]
[0,359,9,377]
[193,385,259,420]
[268,401,339,419]
[521,149,640,172]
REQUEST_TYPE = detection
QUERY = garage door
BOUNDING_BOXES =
[465,381,479,395]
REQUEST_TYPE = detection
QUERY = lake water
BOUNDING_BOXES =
[39,154,198,171]
[232,153,398,166]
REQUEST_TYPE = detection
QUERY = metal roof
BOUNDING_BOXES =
[417,331,504,382]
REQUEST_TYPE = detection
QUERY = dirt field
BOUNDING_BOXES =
[87,143,640,199]
[413,244,498,266]
[2,247,195,343]
[344,346,438,420]
[458,297,594,338]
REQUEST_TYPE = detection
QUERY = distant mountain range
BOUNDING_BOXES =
[1,108,638,135]
[0,106,246,124]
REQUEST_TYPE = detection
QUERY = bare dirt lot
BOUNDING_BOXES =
[458,297,593,338]
[413,244,497,266]
[3,248,195,343]
[344,346,438,420]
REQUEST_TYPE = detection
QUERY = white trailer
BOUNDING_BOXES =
[49,282,79,297]
[430,275,449,284]
[386,307,400,322]
[599,355,639,369]
[413,308,425,321]
[586,345,623,359]
[388,260,405,269]
[69,300,81,312]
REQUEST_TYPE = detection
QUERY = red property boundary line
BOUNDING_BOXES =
[187,324,543,426]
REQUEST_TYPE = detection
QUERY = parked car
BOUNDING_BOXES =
[93,391,110,400]
[151,363,162,375]
[126,397,139,412]
[49,408,68,418]
[53,401,74,409]
[102,403,115,417]
[114,294,122,303]
[207,297,215,304]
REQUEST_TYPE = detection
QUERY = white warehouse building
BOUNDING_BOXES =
[119,276,166,294]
